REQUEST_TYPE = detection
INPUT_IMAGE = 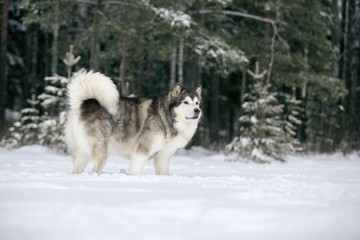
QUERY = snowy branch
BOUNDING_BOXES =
[153,7,192,28]
[194,33,248,70]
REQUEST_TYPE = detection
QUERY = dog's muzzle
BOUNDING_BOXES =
[186,108,201,120]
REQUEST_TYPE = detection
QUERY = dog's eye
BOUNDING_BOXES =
[196,102,199,105]
[183,101,189,104]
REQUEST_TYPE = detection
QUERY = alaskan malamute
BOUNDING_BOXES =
[65,71,202,175]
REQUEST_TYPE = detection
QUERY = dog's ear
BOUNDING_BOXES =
[169,84,182,100]
[195,85,202,96]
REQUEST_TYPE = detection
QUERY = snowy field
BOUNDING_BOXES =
[0,146,360,240]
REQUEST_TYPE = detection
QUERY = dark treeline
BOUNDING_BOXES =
[0,0,359,152]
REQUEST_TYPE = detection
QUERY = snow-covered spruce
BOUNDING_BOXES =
[2,96,40,148]
[2,74,69,151]
[37,75,68,151]
[227,67,300,162]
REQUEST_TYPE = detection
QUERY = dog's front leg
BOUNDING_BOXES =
[130,154,148,175]
[153,149,176,175]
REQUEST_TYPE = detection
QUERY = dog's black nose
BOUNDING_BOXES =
[194,108,200,114]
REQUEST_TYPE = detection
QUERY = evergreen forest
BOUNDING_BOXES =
[0,0,359,160]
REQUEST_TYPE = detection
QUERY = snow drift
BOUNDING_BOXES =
[0,146,359,240]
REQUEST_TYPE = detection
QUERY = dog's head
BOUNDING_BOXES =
[169,84,202,123]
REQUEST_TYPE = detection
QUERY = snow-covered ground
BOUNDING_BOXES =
[0,146,359,240]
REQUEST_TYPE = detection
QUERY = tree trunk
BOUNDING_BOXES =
[170,39,177,87]
[210,72,220,141]
[135,39,145,94]
[51,24,59,74]
[31,27,38,91]
[135,56,144,94]
[349,0,358,124]
[341,0,350,142]
[197,54,202,86]
[119,43,128,96]
[90,0,102,71]
[23,26,32,108]
[264,0,280,97]
[332,0,341,78]
[196,1,205,87]
[51,1,59,74]
[319,103,325,152]
[300,47,309,143]
[0,0,9,124]
[44,34,50,76]
[240,66,247,116]
[178,37,184,84]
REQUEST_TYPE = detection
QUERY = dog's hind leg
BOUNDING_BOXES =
[91,143,108,174]
[72,150,90,174]
[80,99,113,174]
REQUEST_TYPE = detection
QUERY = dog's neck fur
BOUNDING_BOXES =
[174,120,199,144]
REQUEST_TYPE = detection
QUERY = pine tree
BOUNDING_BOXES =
[37,74,67,116]
[1,45,80,151]
[36,45,82,151]
[2,73,69,151]
[2,95,40,148]
[37,74,68,151]
[38,111,67,151]
[1,76,68,150]
[227,62,298,162]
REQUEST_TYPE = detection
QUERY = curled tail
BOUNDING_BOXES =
[67,71,119,115]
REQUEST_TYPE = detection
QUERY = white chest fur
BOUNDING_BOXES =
[168,121,199,149]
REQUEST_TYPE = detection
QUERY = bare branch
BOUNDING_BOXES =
[277,34,290,50]
[191,9,275,25]
[75,0,139,8]
[103,1,139,8]
[264,0,281,98]
[76,0,96,4]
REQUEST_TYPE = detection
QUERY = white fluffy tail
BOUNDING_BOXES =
[67,71,119,115]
